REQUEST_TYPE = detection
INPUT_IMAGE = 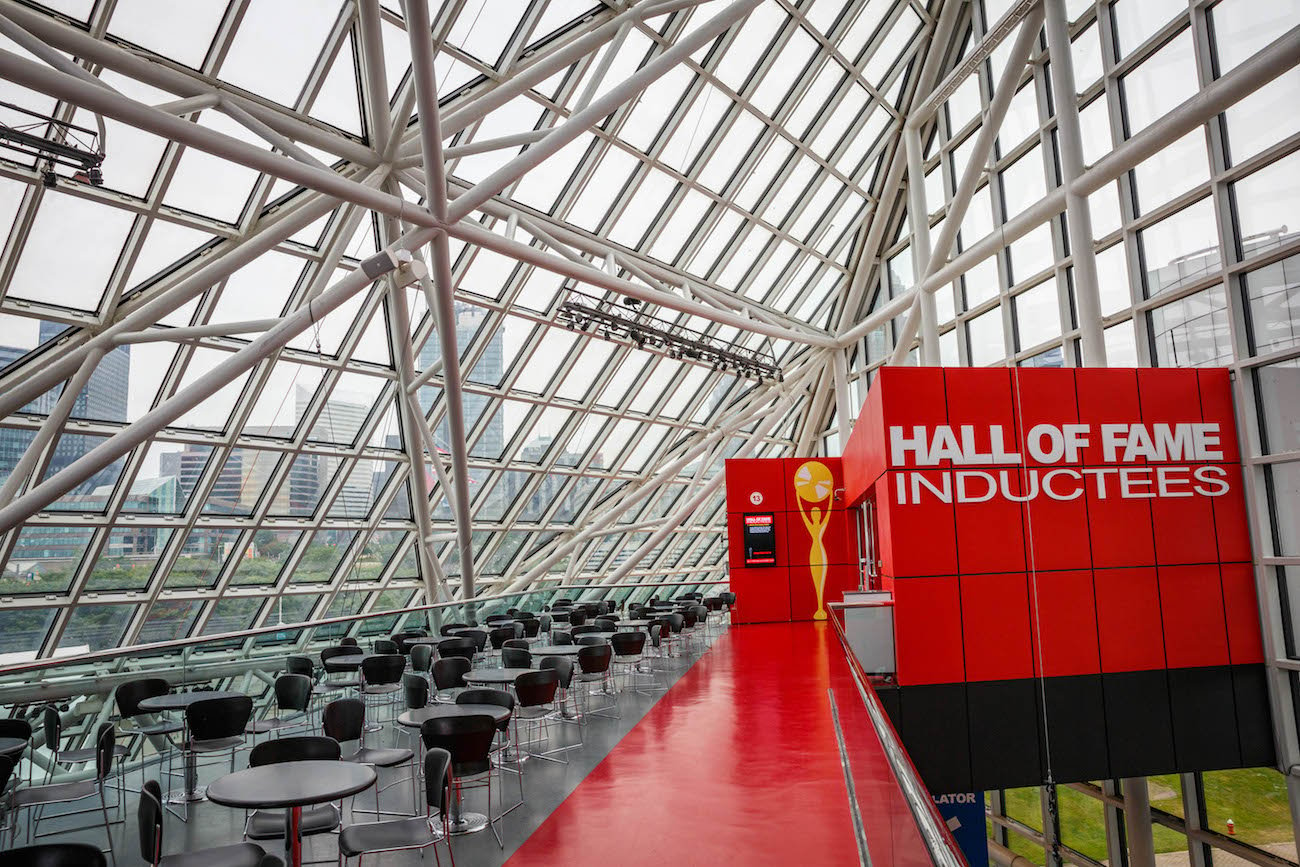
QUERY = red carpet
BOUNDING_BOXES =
[507,621,929,867]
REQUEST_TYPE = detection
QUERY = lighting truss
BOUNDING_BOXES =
[0,100,103,186]
[556,288,781,381]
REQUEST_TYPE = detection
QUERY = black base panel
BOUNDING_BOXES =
[1039,674,1110,783]
[899,682,973,794]
[1101,670,1178,777]
[1232,664,1277,767]
[874,683,902,734]
[896,666,1276,793]
[968,679,1042,789]
[1169,666,1241,770]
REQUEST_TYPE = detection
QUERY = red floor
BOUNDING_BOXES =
[507,621,931,867]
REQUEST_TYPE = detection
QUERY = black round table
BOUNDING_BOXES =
[324,653,367,670]
[208,760,375,866]
[463,668,533,686]
[397,703,512,729]
[138,690,247,804]
[529,645,585,656]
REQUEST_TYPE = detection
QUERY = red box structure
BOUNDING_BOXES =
[724,457,857,624]
[831,366,1269,792]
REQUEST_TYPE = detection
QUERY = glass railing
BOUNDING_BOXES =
[828,601,965,867]
[0,578,724,781]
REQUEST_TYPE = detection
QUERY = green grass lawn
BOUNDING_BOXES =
[988,768,1292,865]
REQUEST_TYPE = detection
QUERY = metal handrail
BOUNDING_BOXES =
[827,605,965,867]
[0,578,724,677]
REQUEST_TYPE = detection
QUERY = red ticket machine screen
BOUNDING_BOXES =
[743,513,777,566]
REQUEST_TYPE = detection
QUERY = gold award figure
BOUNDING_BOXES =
[794,460,834,621]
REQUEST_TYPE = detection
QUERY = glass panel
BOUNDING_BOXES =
[1254,360,1300,454]
[0,608,55,661]
[58,604,134,653]
[1243,253,1300,355]
[4,526,95,594]
[1120,31,1198,136]
[1139,198,1220,297]
[86,527,173,591]
[231,529,302,586]
[1014,280,1063,349]
[137,600,202,644]
[1148,284,1233,367]
[1268,461,1300,556]
[166,527,241,588]
[1201,768,1293,848]
[967,306,1005,365]
[1232,151,1300,260]
[290,530,356,584]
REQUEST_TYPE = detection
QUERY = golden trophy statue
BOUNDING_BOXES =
[794,460,834,621]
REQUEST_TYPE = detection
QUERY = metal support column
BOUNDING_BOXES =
[831,347,854,452]
[1122,777,1157,867]
[889,4,1045,364]
[905,124,940,364]
[1042,0,1105,365]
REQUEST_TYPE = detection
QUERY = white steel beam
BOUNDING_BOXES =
[444,0,761,225]
[0,233,435,533]
[859,21,1300,352]
[404,0,477,599]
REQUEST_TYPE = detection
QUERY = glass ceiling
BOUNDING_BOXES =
[0,0,931,659]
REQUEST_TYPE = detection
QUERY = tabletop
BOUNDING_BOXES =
[397,703,512,728]
[0,737,26,755]
[207,760,375,809]
[463,667,534,685]
[323,653,367,669]
[529,644,585,656]
[138,690,246,712]
[615,620,653,627]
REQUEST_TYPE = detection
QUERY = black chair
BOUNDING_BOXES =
[488,626,515,652]
[6,843,109,867]
[566,610,587,628]
[577,635,605,647]
[438,622,467,637]
[114,678,182,788]
[513,670,562,766]
[403,673,429,710]
[10,723,117,865]
[410,644,433,677]
[431,657,471,703]
[484,614,511,625]
[420,715,503,847]
[461,629,488,657]
[594,617,618,631]
[372,639,399,656]
[611,631,651,693]
[538,656,578,731]
[246,674,312,738]
[436,637,475,661]
[538,614,552,635]
[243,737,341,845]
[320,646,361,697]
[337,748,452,866]
[284,656,314,679]
[501,647,531,668]
[576,645,617,719]
[42,706,127,806]
[139,779,277,867]
[339,637,360,648]
[503,638,530,651]
[185,695,252,781]
[721,591,736,620]
[359,654,405,728]
[552,630,574,645]
[663,613,686,656]
[521,618,542,638]
[322,698,416,819]
[455,688,520,809]
[571,625,601,637]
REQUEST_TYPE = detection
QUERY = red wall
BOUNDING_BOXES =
[843,367,1271,791]
[725,457,858,623]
